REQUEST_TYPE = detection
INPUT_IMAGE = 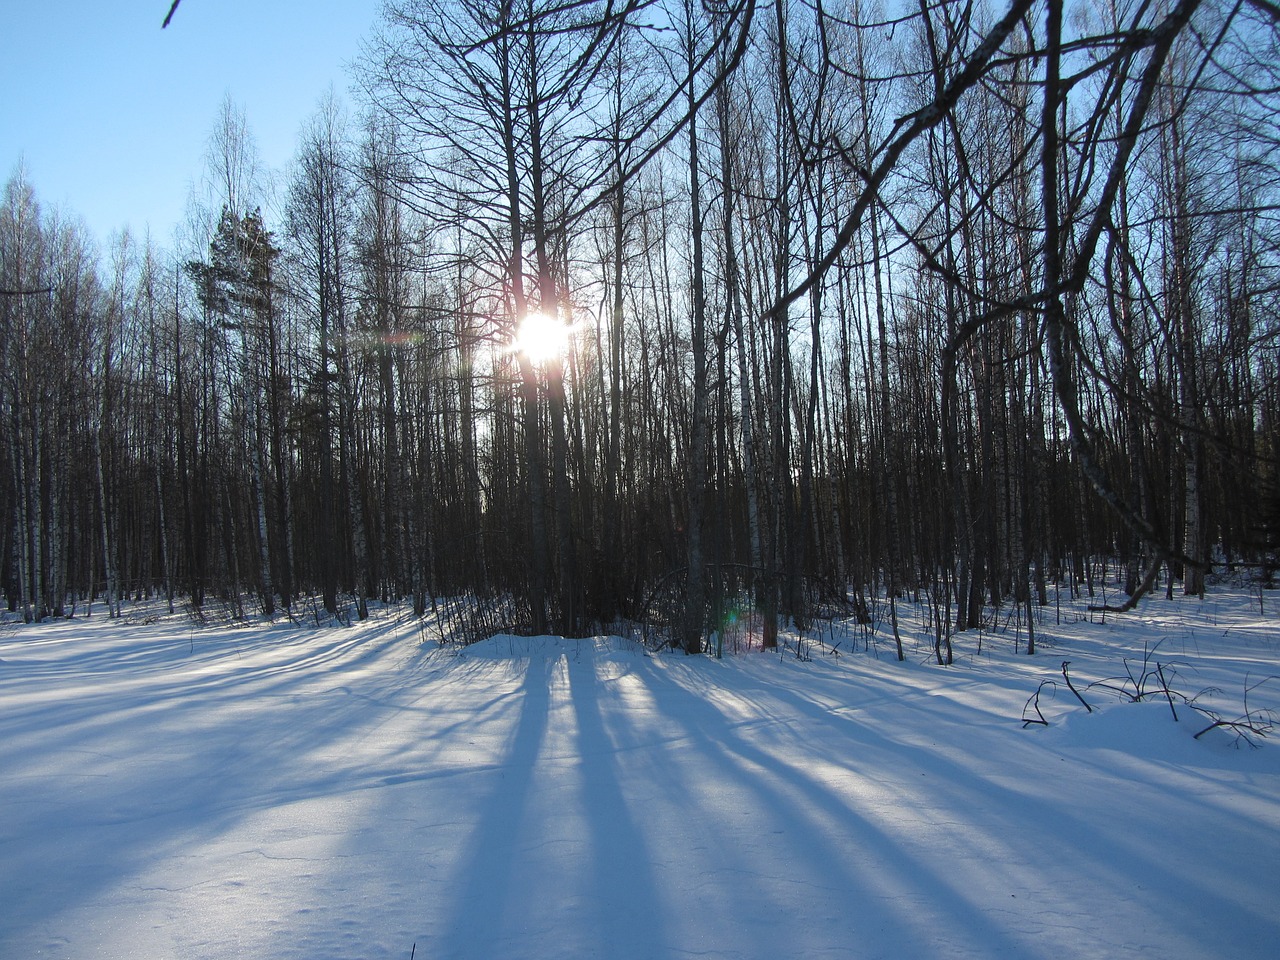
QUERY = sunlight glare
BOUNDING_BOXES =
[515,312,569,365]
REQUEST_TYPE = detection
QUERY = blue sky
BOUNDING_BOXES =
[1,0,382,248]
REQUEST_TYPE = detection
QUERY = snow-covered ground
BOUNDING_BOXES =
[1,589,1277,959]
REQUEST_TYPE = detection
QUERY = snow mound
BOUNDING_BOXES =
[455,633,648,662]
[1043,698,1205,759]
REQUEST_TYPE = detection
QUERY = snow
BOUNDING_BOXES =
[1,590,1278,959]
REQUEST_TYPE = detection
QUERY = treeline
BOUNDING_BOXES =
[3,0,1279,653]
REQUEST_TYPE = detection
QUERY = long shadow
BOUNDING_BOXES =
[564,652,668,956]
[427,655,553,958]
[628,663,1037,959]
[0,613,444,952]
[9,620,1276,959]
[649,657,1280,958]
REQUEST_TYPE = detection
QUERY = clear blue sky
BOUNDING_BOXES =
[0,0,383,248]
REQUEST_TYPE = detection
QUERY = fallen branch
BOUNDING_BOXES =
[1023,680,1054,727]
[1156,662,1179,722]
[1061,661,1093,713]
[1192,717,1270,746]
[1191,675,1278,747]
[1089,554,1163,614]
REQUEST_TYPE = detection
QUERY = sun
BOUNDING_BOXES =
[514,312,569,365]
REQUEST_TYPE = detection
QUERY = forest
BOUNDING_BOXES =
[3,0,1279,654]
